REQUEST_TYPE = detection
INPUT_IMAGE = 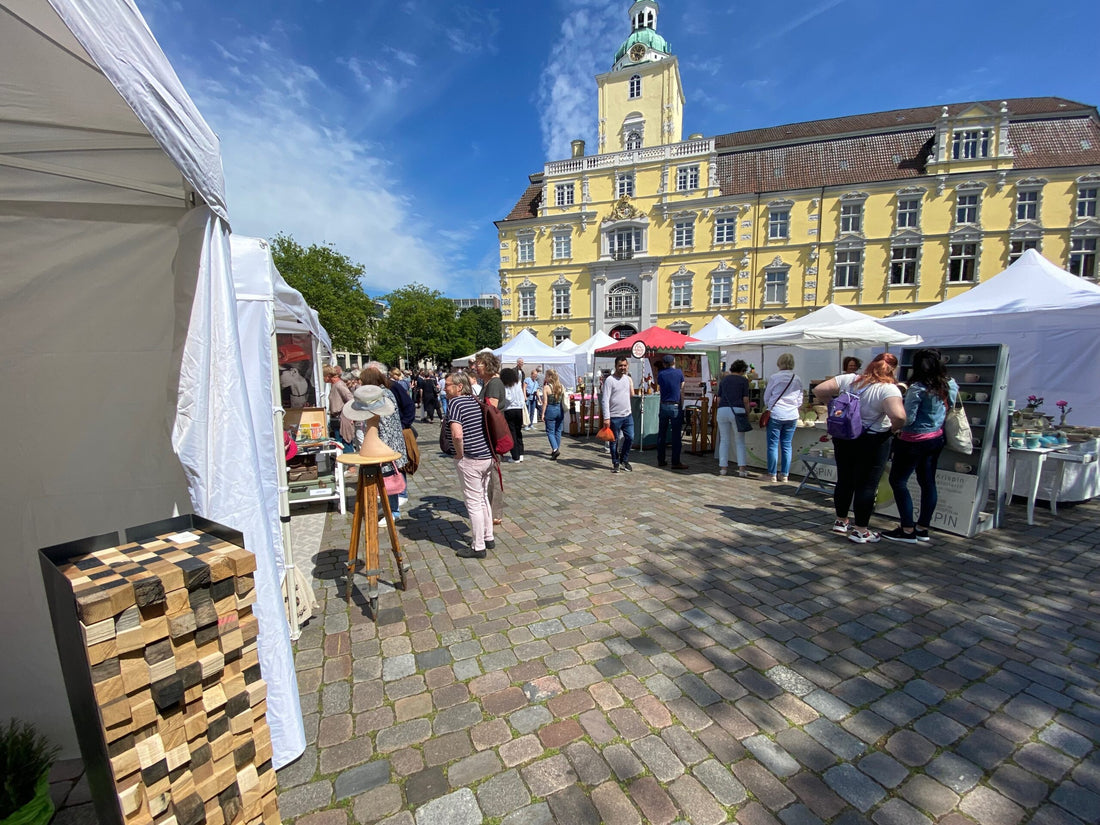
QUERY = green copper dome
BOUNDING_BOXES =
[614,27,672,64]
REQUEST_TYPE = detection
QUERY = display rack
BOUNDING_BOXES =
[877,344,1009,537]
[287,444,346,515]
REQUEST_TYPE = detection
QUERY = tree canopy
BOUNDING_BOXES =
[269,234,378,352]
[374,284,460,368]
[453,306,503,360]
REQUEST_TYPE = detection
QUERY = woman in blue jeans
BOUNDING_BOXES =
[762,353,803,482]
[539,369,566,459]
[884,349,958,543]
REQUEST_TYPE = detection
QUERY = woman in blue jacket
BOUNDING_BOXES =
[883,349,958,544]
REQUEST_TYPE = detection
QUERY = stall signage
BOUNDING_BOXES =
[631,341,647,359]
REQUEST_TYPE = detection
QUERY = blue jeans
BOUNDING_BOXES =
[543,403,564,451]
[766,417,797,476]
[608,414,634,466]
[657,403,683,464]
[527,396,539,424]
[889,435,946,529]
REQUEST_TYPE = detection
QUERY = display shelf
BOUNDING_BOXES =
[286,446,345,514]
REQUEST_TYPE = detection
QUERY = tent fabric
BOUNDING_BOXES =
[0,0,303,767]
[706,303,922,350]
[693,314,740,341]
[554,338,580,353]
[595,325,702,356]
[882,251,1100,419]
[496,329,577,365]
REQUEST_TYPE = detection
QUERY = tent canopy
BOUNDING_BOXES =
[595,325,702,356]
[496,329,576,365]
[883,251,1100,420]
[708,303,922,350]
[554,338,580,353]
[693,314,740,341]
[573,331,618,355]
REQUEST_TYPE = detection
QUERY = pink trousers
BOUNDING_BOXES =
[455,457,494,550]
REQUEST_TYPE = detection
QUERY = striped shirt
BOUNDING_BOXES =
[447,395,492,459]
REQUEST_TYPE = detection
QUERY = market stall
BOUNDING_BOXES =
[0,0,303,766]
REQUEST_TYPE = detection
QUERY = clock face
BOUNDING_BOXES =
[630,44,646,62]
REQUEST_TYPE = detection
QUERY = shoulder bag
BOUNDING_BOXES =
[944,396,973,454]
[760,374,795,428]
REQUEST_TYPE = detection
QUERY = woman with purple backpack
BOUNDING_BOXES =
[814,353,906,544]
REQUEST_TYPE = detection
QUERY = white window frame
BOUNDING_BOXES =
[671,277,692,310]
[516,234,535,264]
[889,245,919,286]
[834,248,862,289]
[607,226,644,260]
[552,328,572,346]
[518,288,536,318]
[1008,237,1039,264]
[897,197,920,229]
[626,131,642,151]
[554,183,575,207]
[629,74,641,99]
[710,273,732,307]
[956,192,980,226]
[768,208,790,240]
[676,165,700,192]
[616,173,635,198]
[1016,188,1039,222]
[552,284,571,316]
[840,202,862,234]
[951,128,991,160]
[552,232,572,260]
[948,243,978,283]
[714,215,737,245]
[764,268,788,305]
[1069,237,1098,278]
[607,282,640,317]
[1078,187,1098,219]
[673,218,695,249]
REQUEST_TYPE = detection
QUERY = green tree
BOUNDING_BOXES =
[375,284,458,368]
[454,306,502,359]
[269,234,378,352]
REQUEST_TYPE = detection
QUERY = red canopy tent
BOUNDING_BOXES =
[594,325,701,357]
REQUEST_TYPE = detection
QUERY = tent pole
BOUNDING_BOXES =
[274,312,300,640]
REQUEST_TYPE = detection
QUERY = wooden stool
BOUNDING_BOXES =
[337,454,409,617]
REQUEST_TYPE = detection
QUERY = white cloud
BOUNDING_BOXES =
[184,36,455,294]
[537,0,621,161]
[754,0,848,47]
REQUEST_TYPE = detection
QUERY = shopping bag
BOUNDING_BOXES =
[596,424,616,442]
[944,397,973,454]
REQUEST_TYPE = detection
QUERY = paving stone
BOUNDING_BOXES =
[499,734,543,768]
[787,772,847,820]
[959,785,1025,825]
[1049,782,1100,821]
[805,718,865,760]
[546,784,601,825]
[279,781,334,819]
[954,726,1015,770]
[857,752,908,789]
[604,742,646,780]
[913,712,967,746]
[510,705,552,734]
[899,774,960,817]
[775,727,837,772]
[1040,722,1093,758]
[376,719,432,753]
[334,759,391,801]
[521,754,577,798]
[804,689,853,721]
[822,764,886,812]
[501,802,553,825]
[591,781,642,825]
[413,788,482,825]
[884,730,936,766]
[870,691,925,726]
[383,653,416,682]
[925,752,983,793]
[871,799,931,825]
[693,758,748,805]
[668,775,725,825]
[661,725,710,766]
[732,758,796,809]
[565,741,611,785]
[743,734,801,776]
[405,767,448,807]
[351,783,403,823]
[990,764,1051,808]
[433,702,483,734]
[779,803,825,825]
[632,734,686,782]
[476,769,531,818]
[629,775,678,825]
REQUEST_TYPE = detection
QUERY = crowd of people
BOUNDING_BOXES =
[318,347,960,558]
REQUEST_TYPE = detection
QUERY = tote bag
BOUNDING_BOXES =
[944,397,973,455]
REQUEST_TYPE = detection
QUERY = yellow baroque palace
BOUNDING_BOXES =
[495,0,1100,344]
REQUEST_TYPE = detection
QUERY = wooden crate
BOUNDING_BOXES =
[40,515,281,825]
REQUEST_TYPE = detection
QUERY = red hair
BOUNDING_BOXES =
[854,352,899,386]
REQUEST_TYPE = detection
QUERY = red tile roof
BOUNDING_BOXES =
[502,176,543,222]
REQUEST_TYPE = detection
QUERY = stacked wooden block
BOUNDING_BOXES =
[52,527,280,825]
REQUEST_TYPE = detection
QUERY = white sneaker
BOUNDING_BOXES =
[379,513,400,526]
[517,455,524,462]
[832,519,850,534]
[848,529,880,544]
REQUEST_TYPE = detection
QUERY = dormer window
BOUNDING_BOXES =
[952,129,991,160]
[629,74,641,99]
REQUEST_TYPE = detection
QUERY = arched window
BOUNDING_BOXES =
[626,131,642,151]
[607,282,640,317]
[629,74,641,99]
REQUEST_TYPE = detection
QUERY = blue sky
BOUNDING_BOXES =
[137,0,1100,299]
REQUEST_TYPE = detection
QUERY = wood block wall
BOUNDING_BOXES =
[41,516,281,825]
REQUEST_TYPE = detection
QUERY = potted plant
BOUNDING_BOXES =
[0,719,60,825]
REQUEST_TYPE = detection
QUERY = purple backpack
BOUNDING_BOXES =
[827,386,866,440]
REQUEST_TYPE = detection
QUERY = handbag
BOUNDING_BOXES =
[522,402,531,428]
[382,463,406,495]
[735,411,753,433]
[761,374,796,429]
[439,418,455,455]
[597,424,616,442]
[403,427,420,475]
[944,396,973,454]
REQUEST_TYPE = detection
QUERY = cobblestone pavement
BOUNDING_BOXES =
[277,432,1100,825]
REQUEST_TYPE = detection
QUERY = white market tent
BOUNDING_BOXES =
[497,329,577,388]
[0,0,303,767]
[693,314,740,341]
[231,236,331,639]
[709,303,922,379]
[554,338,580,353]
[572,330,619,384]
[882,250,1100,418]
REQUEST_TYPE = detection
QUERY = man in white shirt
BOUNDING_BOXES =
[600,356,635,473]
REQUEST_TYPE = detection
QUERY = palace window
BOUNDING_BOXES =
[629,74,641,99]
[1069,237,1098,278]
[616,172,634,198]
[768,208,790,240]
[625,131,642,151]
[671,276,692,309]
[518,288,536,318]
[1016,189,1039,222]
[835,249,862,289]
[676,165,700,192]
[552,328,572,346]
[552,283,571,315]
[897,198,921,229]
[673,218,695,249]
[607,227,644,260]
[1078,187,1098,218]
[840,203,863,234]
[956,193,980,225]
[764,269,788,304]
[714,215,736,244]
[951,129,991,159]
[516,234,535,264]
[710,274,732,306]
[607,282,640,317]
[1009,238,1038,264]
[668,321,692,335]
[948,243,978,282]
[555,183,575,207]
[889,245,919,285]
[552,232,572,260]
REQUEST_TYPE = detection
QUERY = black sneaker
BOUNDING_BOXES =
[611,465,619,473]
[882,526,919,544]
[621,461,633,472]
[657,460,668,467]
[484,539,495,550]
[914,528,930,542]
[456,547,486,559]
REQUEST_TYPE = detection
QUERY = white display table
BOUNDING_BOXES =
[1006,439,1099,523]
